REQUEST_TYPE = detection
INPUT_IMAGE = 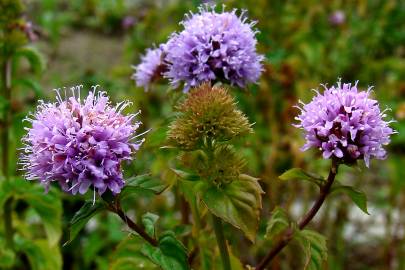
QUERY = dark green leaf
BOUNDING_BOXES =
[200,174,263,242]
[142,231,190,270]
[109,235,158,270]
[265,207,290,239]
[64,200,106,245]
[171,168,201,181]
[294,230,328,270]
[120,174,167,200]
[331,184,369,214]
[142,212,159,238]
[279,168,325,186]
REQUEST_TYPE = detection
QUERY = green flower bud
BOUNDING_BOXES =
[168,83,252,150]
[180,145,246,186]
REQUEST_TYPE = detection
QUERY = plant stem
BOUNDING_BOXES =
[112,205,158,246]
[212,214,231,270]
[256,160,339,270]
[2,58,13,249]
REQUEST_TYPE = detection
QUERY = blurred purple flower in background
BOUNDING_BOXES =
[132,46,167,91]
[122,16,136,30]
[164,5,263,92]
[21,85,145,196]
[329,10,345,26]
[295,80,395,167]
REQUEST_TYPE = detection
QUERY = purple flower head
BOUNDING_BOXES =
[164,5,264,92]
[329,10,345,26]
[21,85,145,196]
[294,80,395,167]
[132,46,167,91]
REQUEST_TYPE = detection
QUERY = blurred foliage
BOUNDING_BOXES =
[0,0,404,269]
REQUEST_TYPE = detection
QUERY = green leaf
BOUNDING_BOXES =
[142,212,159,238]
[0,243,15,268]
[294,230,328,270]
[13,78,44,98]
[13,180,62,246]
[120,174,167,200]
[15,237,62,270]
[279,168,325,186]
[64,200,106,245]
[109,235,158,270]
[200,174,263,242]
[14,46,46,74]
[331,184,369,214]
[265,207,290,239]
[142,231,190,270]
[171,168,201,181]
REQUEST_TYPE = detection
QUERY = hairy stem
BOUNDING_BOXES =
[256,160,339,270]
[212,214,231,270]
[2,58,13,249]
[111,204,158,247]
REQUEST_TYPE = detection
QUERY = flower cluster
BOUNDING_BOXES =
[167,83,252,150]
[295,81,395,166]
[21,85,145,195]
[132,46,166,91]
[133,5,263,92]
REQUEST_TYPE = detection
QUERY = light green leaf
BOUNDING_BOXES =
[15,237,62,270]
[0,243,15,268]
[142,212,159,238]
[120,174,167,200]
[331,184,369,214]
[279,168,325,186]
[14,46,45,74]
[109,235,158,270]
[64,200,106,245]
[171,168,201,181]
[200,174,263,242]
[142,231,190,270]
[294,230,328,270]
[13,180,62,246]
[13,78,44,98]
[265,207,290,239]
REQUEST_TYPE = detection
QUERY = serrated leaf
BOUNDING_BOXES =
[279,168,325,186]
[14,46,45,74]
[64,201,106,245]
[265,207,290,239]
[294,230,328,270]
[15,237,62,270]
[200,174,263,242]
[142,212,159,238]
[109,235,158,270]
[142,231,190,270]
[171,168,201,181]
[119,174,167,200]
[331,184,369,214]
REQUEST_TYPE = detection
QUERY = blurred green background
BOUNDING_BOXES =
[1,0,404,269]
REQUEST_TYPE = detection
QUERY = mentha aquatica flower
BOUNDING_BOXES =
[21,85,145,196]
[132,46,167,91]
[164,5,263,92]
[295,80,395,167]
